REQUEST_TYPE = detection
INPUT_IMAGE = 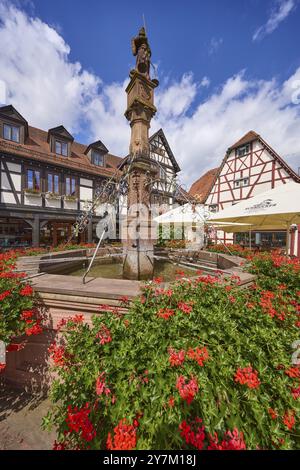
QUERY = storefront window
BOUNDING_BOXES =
[0,218,32,248]
[234,231,286,249]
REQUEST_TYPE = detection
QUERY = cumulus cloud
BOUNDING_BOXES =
[0,1,300,191]
[253,0,297,41]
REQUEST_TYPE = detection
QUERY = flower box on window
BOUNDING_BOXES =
[63,194,77,202]
[24,188,42,197]
[45,192,61,200]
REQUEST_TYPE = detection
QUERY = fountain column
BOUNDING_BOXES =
[123,27,159,280]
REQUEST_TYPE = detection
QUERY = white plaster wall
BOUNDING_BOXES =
[80,178,93,187]
[1,192,16,204]
[221,190,233,201]
[251,182,272,196]
[1,162,21,173]
[1,172,12,191]
[80,186,93,200]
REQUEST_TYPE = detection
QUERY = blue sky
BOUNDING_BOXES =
[0,0,300,188]
[30,0,300,100]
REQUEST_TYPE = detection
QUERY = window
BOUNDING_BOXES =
[209,204,218,213]
[237,144,250,157]
[234,177,249,188]
[55,140,68,156]
[159,167,166,180]
[3,123,20,143]
[65,176,76,196]
[27,169,40,190]
[47,173,59,194]
[92,151,104,166]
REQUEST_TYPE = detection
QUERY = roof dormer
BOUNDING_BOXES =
[47,125,74,157]
[84,140,109,167]
[0,105,28,144]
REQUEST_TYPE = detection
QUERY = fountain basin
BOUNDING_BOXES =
[65,258,198,282]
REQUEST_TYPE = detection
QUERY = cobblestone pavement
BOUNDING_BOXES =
[0,387,56,450]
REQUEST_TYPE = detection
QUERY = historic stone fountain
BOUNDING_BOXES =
[122,27,159,280]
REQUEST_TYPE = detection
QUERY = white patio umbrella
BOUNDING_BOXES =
[154,204,251,250]
[210,182,300,229]
[154,203,209,224]
[154,203,253,229]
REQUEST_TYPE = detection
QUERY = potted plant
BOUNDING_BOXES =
[45,192,61,200]
[24,187,42,197]
[63,194,77,202]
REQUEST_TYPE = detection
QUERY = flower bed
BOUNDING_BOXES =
[207,243,254,258]
[44,253,300,450]
[0,251,43,371]
[0,243,96,258]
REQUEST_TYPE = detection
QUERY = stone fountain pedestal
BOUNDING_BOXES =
[122,158,157,280]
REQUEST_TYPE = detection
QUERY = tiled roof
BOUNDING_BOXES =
[228,130,259,150]
[189,168,219,203]
[175,185,194,203]
[0,125,123,178]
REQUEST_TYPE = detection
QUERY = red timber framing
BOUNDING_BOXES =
[202,131,300,246]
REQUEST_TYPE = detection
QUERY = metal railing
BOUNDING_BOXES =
[82,223,109,284]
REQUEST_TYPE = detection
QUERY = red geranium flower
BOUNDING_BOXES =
[268,408,278,420]
[187,346,209,367]
[285,366,300,378]
[20,310,34,320]
[25,321,42,336]
[177,301,193,314]
[234,365,260,389]
[291,386,300,400]
[179,418,205,450]
[283,410,295,430]
[19,285,33,296]
[96,324,112,345]
[0,290,11,301]
[106,418,137,450]
[168,396,175,408]
[96,372,111,396]
[157,308,174,320]
[168,348,185,367]
[176,375,199,405]
[208,428,246,450]
[48,342,67,366]
[66,403,96,442]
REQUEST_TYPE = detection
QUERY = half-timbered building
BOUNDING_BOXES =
[119,128,181,207]
[189,131,300,249]
[0,105,181,248]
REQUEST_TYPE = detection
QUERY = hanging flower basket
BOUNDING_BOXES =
[45,192,61,200]
[63,195,77,202]
[24,188,42,197]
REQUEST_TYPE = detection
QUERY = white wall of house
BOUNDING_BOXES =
[0,161,22,204]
